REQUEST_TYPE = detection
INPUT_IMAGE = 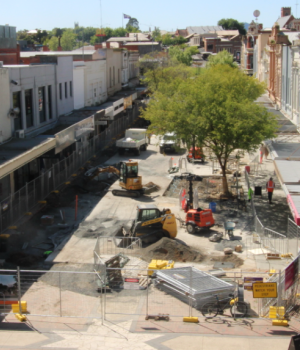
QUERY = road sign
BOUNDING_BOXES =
[252,282,277,298]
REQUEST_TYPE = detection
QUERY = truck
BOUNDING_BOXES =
[116,128,148,156]
[159,132,179,154]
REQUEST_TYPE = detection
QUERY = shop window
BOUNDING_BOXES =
[59,83,62,100]
[65,82,67,98]
[13,91,23,130]
[25,89,34,128]
[38,87,46,123]
[48,85,52,119]
[69,81,73,97]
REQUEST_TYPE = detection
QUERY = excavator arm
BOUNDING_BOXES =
[86,166,120,181]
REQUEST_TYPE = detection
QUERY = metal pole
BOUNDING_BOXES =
[278,270,282,307]
[10,193,13,224]
[25,182,29,212]
[17,266,22,314]
[52,164,56,190]
[59,272,62,317]
[189,266,192,317]
[146,273,149,319]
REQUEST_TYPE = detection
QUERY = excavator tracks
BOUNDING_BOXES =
[112,189,142,198]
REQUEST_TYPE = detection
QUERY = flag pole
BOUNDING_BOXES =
[122,13,123,28]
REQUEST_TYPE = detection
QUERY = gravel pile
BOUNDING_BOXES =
[142,238,204,262]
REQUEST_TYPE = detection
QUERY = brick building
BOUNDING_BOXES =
[0,25,20,65]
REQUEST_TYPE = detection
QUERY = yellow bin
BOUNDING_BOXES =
[12,301,27,313]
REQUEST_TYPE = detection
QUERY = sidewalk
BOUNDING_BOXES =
[0,314,298,350]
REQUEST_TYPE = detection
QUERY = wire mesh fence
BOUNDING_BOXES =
[1,265,299,323]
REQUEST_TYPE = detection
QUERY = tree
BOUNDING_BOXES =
[60,29,77,51]
[35,30,49,44]
[48,36,59,51]
[52,28,64,47]
[126,18,139,30]
[113,27,127,37]
[218,18,246,35]
[152,27,161,41]
[169,46,199,66]
[207,50,238,68]
[141,57,277,194]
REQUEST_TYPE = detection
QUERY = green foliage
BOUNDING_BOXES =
[169,46,199,66]
[218,18,246,35]
[207,50,238,68]
[161,34,186,46]
[48,36,59,51]
[60,29,77,51]
[17,29,49,45]
[141,63,277,193]
[152,27,161,41]
[126,18,139,30]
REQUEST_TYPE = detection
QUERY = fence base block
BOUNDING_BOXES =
[15,313,27,322]
[183,317,199,323]
[272,319,289,327]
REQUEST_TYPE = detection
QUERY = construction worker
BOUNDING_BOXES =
[248,187,253,203]
[266,177,275,204]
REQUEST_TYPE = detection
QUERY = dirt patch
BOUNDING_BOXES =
[207,254,244,268]
[142,238,204,262]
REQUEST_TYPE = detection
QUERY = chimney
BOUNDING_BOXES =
[43,45,50,52]
[95,43,102,49]
[106,42,110,49]
[281,7,291,17]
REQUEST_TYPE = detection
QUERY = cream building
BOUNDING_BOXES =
[0,66,12,143]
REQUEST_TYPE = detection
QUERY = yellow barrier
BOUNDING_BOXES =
[15,313,27,322]
[12,301,27,313]
[272,319,289,327]
[148,260,175,276]
[183,317,199,323]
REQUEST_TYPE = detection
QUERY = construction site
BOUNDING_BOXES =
[1,114,300,342]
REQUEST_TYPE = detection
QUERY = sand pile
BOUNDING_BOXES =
[143,238,204,262]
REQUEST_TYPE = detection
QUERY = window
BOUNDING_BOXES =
[109,67,112,88]
[69,81,73,97]
[48,85,52,119]
[25,89,34,128]
[137,209,160,222]
[65,82,67,98]
[59,83,62,100]
[113,66,115,86]
[207,44,213,51]
[12,91,22,130]
[94,88,97,97]
[118,69,120,83]
[38,87,46,123]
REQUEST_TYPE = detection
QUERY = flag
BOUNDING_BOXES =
[123,14,131,19]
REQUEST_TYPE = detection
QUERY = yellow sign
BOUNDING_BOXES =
[252,282,277,298]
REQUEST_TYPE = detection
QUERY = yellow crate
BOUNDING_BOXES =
[12,301,27,313]
[148,260,174,276]
[269,306,285,319]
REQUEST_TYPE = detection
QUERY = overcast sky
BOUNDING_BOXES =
[1,0,298,32]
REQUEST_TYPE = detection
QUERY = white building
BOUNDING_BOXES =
[5,56,74,138]
[0,66,12,142]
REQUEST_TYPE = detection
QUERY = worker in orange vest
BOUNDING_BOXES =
[266,177,275,204]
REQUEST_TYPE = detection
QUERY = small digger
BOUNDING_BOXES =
[85,161,155,198]
[118,204,177,244]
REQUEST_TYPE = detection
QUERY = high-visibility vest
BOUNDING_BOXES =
[267,181,275,192]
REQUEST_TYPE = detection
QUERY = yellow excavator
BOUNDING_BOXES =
[86,161,144,198]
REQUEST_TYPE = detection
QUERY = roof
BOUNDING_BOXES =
[176,29,188,37]
[20,51,92,57]
[128,33,150,41]
[123,42,160,46]
[107,36,150,42]
[213,30,239,36]
[284,32,300,44]
[27,29,38,34]
[277,15,293,28]
[187,26,223,35]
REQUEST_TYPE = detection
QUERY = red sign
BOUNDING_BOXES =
[285,256,299,291]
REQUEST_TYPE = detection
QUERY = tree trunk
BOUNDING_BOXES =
[221,165,229,195]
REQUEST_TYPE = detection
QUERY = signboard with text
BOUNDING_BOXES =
[252,282,277,298]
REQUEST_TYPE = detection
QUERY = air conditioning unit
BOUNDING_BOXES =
[15,129,25,138]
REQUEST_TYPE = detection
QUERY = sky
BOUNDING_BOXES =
[1,0,300,32]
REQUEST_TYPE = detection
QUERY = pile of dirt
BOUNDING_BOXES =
[143,238,204,262]
[208,254,244,268]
